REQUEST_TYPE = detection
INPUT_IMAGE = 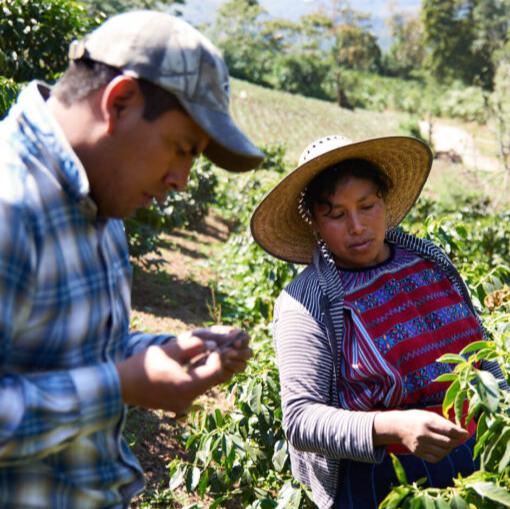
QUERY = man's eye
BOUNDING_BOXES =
[330,212,345,219]
[361,203,375,210]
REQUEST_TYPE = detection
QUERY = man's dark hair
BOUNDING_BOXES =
[304,158,393,217]
[52,59,182,121]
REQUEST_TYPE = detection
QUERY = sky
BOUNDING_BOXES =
[171,0,422,49]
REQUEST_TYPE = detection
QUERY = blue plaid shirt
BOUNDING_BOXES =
[0,82,173,508]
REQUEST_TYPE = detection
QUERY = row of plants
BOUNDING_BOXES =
[158,152,510,507]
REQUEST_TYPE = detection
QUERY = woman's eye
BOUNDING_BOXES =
[361,203,375,210]
[331,212,345,219]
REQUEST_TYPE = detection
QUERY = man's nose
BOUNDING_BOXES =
[164,161,193,192]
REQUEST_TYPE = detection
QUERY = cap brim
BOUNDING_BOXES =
[179,99,264,172]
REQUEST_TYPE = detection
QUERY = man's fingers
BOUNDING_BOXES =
[223,346,252,361]
[166,332,208,362]
[191,326,250,348]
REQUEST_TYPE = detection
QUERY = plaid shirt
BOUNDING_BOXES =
[0,82,173,508]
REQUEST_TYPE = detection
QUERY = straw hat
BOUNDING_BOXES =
[250,134,433,264]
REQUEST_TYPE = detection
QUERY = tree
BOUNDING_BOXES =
[209,0,277,86]
[333,24,381,72]
[469,0,510,89]
[264,14,332,99]
[491,51,510,172]
[0,0,98,82]
[269,52,330,99]
[321,0,381,72]
[80,0,184,17]
[421,0,509,89]
[384,13,425,78]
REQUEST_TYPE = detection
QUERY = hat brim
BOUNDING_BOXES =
[179,99,264,172]
[250,136,433,264]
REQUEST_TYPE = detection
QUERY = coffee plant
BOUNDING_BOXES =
[167,157,510,508]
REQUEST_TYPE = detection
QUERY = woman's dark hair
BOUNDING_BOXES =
[52,59,182,121]
[303,158,393,217]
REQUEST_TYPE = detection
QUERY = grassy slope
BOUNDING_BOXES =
[229,78,409,164]
[229,78,508,209]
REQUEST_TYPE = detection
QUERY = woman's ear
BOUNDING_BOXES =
[101,76,143,134]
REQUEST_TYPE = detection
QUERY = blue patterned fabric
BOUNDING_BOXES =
[0,82,174,508]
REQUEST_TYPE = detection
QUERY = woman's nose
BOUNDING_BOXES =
[348,213,365,234]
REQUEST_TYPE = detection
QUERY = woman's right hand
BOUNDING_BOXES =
[373,409,471,463]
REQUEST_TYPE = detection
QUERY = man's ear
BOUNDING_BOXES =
[101,76,143,134]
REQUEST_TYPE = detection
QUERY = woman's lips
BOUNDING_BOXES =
[349,239,372,251]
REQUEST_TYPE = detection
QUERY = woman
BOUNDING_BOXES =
[250,135,504,508]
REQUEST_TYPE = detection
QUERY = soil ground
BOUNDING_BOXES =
[127,213,230,508]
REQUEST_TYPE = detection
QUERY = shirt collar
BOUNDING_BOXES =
[15,81,94,208]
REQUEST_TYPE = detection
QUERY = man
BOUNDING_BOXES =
[0,10,263,508]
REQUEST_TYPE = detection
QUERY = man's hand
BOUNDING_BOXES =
[373,409,471,463]
[116,326,251,414]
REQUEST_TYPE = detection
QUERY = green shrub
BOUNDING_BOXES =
[0,76,20,118]
[0,0,100,82]
[441,84,489,124]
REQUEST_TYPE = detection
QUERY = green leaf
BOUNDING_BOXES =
[196,435,213,465]
[450,494,469,509]
[437,353,466,364]
[468,481,510,506]
[214,408,224,427]
[443,379,460,416]
[483,426,510,472]
[421,493,436,509]
[188,466,201,491]
[272,439,288,472]
[249,383,263,414]
[498,434,510,473]
[434,498,450,509]
[454,389,466,426]
[475,348,498,362]
[435,373,457,383]
[390,453,408,485]
[197,468,209,497]
[474,370,500,413]
[276,482,302,509]
[379,486,412,509]
[460,341,489,355]
[168,464,186,490]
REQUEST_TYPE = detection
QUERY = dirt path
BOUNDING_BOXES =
[127,213,230,507]
[419,120,501,172]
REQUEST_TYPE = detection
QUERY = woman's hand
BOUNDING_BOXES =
[373,409,471,463]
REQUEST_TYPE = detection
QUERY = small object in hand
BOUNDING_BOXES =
[187,330,245,368]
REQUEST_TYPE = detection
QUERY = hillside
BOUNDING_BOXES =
[229,78,409,163]
[228,78,508,209]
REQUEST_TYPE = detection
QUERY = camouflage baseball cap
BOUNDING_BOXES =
[68,10,264,172]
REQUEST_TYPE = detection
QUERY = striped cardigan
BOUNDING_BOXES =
[273,229,504,508]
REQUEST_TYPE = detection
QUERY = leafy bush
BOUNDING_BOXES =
[168,331,313,508]
[0,76,20,118]
[0,0,100,82]
[214,144,288,230]
[381,327,510,509]
[269,53,330,100]
[441,84,489,124]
